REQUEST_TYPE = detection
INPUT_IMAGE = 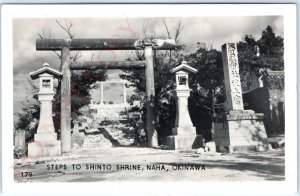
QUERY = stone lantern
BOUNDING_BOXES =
[28,63,62,157]
[166,61,203,150]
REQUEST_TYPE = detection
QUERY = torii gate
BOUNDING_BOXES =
[95,80,130,105]
[36,38,175,153]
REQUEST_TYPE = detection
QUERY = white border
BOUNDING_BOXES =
[1,4,297,195]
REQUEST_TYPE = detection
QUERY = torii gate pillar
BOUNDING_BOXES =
[144,45,158,147]
[60,47,72,153]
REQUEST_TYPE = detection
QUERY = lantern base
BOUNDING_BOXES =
[167,134,203,150]
[28,140,61,158]
[172,126,196,135]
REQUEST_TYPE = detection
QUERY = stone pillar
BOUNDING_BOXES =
[123,81,127,104]
[60,47,72,153]
[71,120,84,149]
[14,130,26,154]
[144,45,158,148]
[222,43,244,111]
[214,43,268,153]
[36,94,56,135]
[172,90,194,134]
[100,82,104,105]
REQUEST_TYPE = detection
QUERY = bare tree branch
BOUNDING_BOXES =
[51,51,62,60]
[56,19,74,39]
[26,77,38,93]
[161,18,172,65]
[38,28,62,59]
[38,29,52,39]
[71,51,82,62]
[173,18,184,43]
[162,18,171,39]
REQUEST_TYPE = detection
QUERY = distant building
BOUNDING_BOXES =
[243,69,284,136]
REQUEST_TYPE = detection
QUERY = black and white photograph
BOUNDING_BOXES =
[1,4,297,195]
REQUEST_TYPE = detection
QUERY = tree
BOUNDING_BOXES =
[238,25,284,89]
[14,79,40,142]
[185,43,225,141]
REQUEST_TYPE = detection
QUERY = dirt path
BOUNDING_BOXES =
[14,148,284,182]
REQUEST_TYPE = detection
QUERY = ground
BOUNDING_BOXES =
[14,147,284,182]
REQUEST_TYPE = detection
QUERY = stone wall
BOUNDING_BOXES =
[243,87,285,135]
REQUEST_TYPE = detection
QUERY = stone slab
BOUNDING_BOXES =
[167,134,203,150]
[216,112,265,121]
[228,110,255,115]
[28,140,61,158]
[226,113,264,120]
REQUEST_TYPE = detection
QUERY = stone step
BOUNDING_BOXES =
[101,125,135,146]
[82,134,113,148]
[79,106,136,148]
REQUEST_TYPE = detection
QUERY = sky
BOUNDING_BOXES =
[13,16,283,119]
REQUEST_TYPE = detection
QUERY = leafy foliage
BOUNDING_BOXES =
[238,25,284,88]
[15,79,41,142]
[186,43,225,140]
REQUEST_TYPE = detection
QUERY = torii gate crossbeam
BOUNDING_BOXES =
[69,61,145,70]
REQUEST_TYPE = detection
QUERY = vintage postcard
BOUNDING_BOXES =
[1,4,297,195]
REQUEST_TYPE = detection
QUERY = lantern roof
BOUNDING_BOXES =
[30,63,62,80]
[170,61,197,73]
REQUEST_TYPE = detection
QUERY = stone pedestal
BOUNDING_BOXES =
[167,135,203,150]
[28,141,61,158]
[28,94,62,158]
[214,110,269,152]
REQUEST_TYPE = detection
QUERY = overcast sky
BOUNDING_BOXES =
[13,16,283,118]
